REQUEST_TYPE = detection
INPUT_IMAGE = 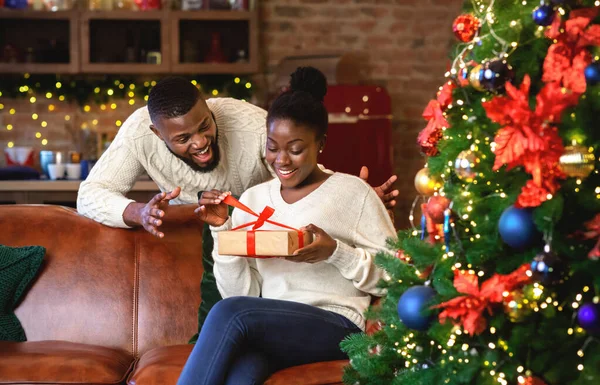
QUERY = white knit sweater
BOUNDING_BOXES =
[77,98,274,228]
[210,173,397,330]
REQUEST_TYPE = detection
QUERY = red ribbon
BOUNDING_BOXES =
[222,195,304,257]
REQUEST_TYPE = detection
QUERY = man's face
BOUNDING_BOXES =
[151,99,220,173]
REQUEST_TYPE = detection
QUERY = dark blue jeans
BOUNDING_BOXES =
[176,296,361,385]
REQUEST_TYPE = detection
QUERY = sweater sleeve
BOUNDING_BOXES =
[77,137,144,228]
[210,203,263,298]
[325,186,397,296]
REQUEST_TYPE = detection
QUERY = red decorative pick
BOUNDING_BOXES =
[543,8,600,93]
[433,264,531,335]
[522,377,547,385]
[417,81,455,156]
[482,75,579,207]
[577,213,600,260]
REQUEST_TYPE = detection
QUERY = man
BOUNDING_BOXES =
[77,76,398,339]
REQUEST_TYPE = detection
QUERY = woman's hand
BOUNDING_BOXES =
[194,190,231,227]
[286,224,337,264]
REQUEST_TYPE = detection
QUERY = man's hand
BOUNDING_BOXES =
[359,166,399,209]
[124,187,181,238]
[195,190,231,227]
[286,224,337,264]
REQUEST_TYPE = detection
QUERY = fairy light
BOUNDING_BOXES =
[65,115,71,121]
[9,108,16,115]
[7,141,14,148]
[48,104,55,111]
[41,121,47,127]
[31,113,38,120]
[245,82,252,89]
[116,120,122,127]
[578,364,584,371]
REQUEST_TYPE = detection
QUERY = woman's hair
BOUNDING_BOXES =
[267,66,328,139]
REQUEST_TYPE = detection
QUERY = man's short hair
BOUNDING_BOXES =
[147,77,202,124]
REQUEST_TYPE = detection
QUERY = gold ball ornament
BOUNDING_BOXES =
[414,168,441,196]
[559,144,595,178]
[468,64,485,91]
[454,150,481,182]
[502,290,532,323]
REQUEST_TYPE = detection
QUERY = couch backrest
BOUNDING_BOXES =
[0,205,203,358]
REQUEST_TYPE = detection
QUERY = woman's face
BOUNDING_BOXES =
[266,119,322,188]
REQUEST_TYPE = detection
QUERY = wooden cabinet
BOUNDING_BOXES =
[0,10,79,73]
[0,8,259,74]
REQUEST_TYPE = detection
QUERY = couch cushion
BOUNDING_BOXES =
[0,206,136,354]
[0,340,134,384]
[0,245,44,342]
[264,360,347,385]
[127,344,346,385]
[127,344,192,385]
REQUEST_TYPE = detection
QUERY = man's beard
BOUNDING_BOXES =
[168,140,221,173]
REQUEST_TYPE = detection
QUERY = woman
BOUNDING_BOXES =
[178,67,397,385]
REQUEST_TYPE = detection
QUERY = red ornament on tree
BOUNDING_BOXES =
[453,14,481,42]
[426,195,451,224]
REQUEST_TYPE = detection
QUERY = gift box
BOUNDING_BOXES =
[215,195,313,258]
[218,230,313,257]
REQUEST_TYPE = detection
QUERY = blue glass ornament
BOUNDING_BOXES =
[584,62,600,86]
[532,5,555,26]
[443,208,451,252]
[397,286,436,331]
[498,206,539,249]
[531,251,565,285]
[578,303,600,333]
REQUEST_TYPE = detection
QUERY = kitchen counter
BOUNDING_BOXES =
[0,180,160,206]
[0,180,159,191]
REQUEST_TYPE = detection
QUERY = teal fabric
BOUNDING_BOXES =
[189,204,236,344]
[0,245,45,342]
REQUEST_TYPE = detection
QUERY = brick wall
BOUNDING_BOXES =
[0,0,464,227]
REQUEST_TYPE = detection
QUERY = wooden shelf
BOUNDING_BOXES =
[81,10,166,20]
[170,10,254,20]
[0,10,77,19]
[0,9,259,75]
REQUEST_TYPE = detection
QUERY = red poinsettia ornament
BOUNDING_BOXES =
[543,8,600,93]
[433,264,531,335]
[417,81,455,156]
[482,75,579,207]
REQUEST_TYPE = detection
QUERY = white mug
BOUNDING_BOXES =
[48,163,66,180]
[66,163,82,180]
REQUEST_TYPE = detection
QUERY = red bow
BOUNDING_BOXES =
[543,8,600,93]
[577,213,600,260]
[482,75,579,207]
[433,264,531,335]
[417,81,455,156]
[223,195,304,257]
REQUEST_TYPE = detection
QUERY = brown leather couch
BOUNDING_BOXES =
[0,205,348,385]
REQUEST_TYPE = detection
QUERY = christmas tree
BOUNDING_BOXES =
[342,1,600,384]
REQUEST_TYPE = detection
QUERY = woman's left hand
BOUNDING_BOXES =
[286,224,337,264]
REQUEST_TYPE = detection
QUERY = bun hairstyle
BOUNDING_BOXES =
[267,66,329,139]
